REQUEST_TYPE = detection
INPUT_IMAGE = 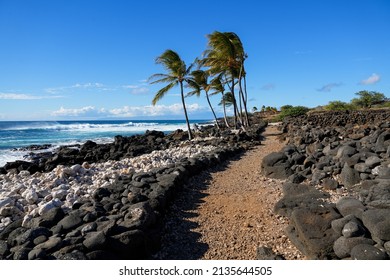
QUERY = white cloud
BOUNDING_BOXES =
[46,82,150,95]
[0,93,41,100]
[51,106,106,117]
[0,92,63,100]
[122,85,139,89]
[360,73,381,85]
[50,103,208,118]
[122,85,149,95]
[46,82,110,94]
[72,82,104,89]
[317,82,343,92]
[131,87,149,95]
[109,103,207,117]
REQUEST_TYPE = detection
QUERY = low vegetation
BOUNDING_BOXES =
[324,90,388,111]
[276,105,309,121]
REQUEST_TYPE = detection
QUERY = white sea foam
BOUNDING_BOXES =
[0,120,205,166]
[0,150,27,167]
[1,121,188,133]
[0,138,116,167]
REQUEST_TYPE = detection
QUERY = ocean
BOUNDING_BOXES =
[0,119,207,167]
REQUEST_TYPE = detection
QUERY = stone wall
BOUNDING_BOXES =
[262,110,390,259]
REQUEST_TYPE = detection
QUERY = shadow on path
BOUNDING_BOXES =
[152,152,246,260]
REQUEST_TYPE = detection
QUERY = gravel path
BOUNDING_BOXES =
[154,125,304,260]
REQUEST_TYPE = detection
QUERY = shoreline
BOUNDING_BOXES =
[1,110,390,260]
[0,120,267,259]
[0,119,213,168]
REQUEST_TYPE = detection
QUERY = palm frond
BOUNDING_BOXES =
[148,73,175,84]
[209,76,224,95]
[149,75,176,85]
[185,79,201,97]
[151,82,177,105]
[155,49,186,76]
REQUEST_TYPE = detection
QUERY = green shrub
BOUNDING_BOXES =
[381,101,390,108]
[351,90,387,108]
[324,100,355,111]
[277,105,309,121]
[280,105,293,111]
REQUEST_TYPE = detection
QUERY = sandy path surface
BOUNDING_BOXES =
[154,125,304,260]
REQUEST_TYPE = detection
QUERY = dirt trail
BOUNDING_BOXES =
[154,125,304,260]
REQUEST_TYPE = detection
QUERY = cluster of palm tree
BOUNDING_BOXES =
[148,31,250,140]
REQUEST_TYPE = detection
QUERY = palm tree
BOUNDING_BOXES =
[201,31,240,127]
[202,31,250,128]
[226,32,250,127]
[188,69,220,129]
[218,91,237,128]
[148,49,196,140]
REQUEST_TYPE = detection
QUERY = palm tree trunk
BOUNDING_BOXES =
[239,77,250,127]
[238,84,243,125]
[180,81,193,140]
[225,76,238,128]
[223,104,230,128]
[238,65,250,127]
[221,93,230,128]
[231,78,239,128]
[205,91,220,130]
[243,75,250,127]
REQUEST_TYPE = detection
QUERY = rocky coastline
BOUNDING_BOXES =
[261,109,390,259]
[0,122,266,259]
[2,109,389,260]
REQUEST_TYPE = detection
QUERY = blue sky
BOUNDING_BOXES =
[0,0,389,121]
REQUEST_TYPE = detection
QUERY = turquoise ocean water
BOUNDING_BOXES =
[0,120,206,167]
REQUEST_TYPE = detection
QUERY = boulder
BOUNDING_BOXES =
[286,206,341,259]
[331,214,363,235]
[364,182,390,204]
[118,202,156,230]
[362,209,390,241]
[336,145,357,159]
[340,164,361,188]
[365,156,381,168]
[0,240,9,258]
[336,197,366,219]
[274,183,329,218]
[350,244,388,260]
[57,212,84,232]
[375,131,390,153]
[333,236,375,259]
[342,221,366,238]
[15,227,52,246]
[82,231,107,251]
[322,178,339,190]
[261,152,293,179]
[108,229,146,259]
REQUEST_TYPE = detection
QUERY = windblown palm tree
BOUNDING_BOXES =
[202,31,239,127]
[188,69,220,129]
[202,31,249,128]
[148,49,196,140]
[218,91,236,128]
